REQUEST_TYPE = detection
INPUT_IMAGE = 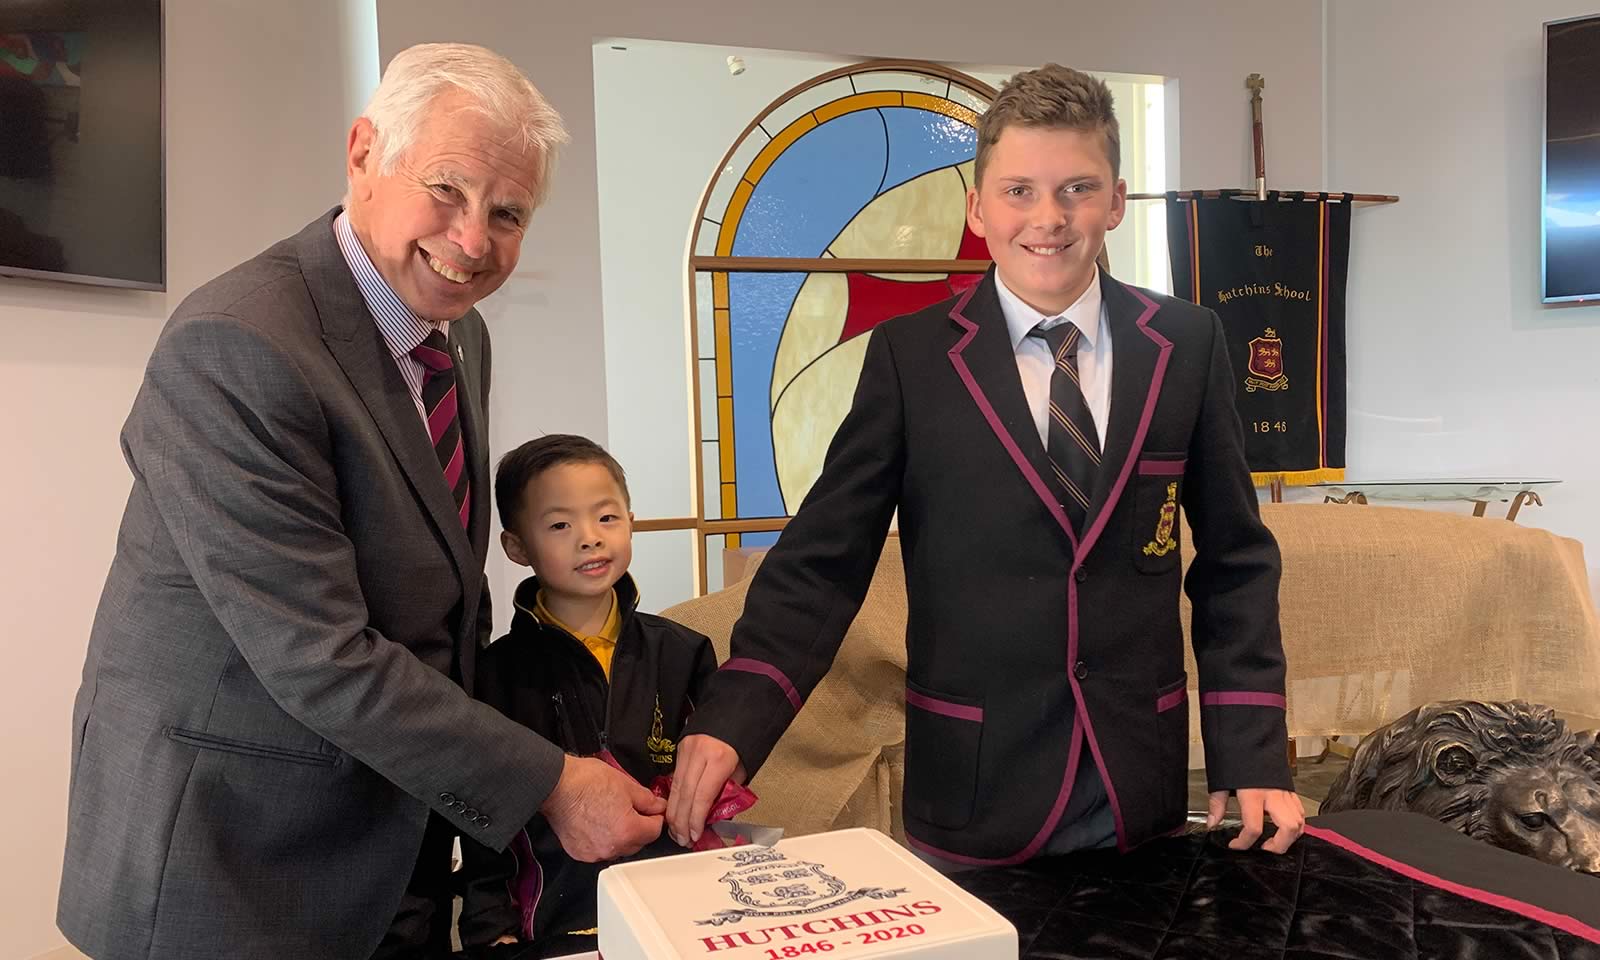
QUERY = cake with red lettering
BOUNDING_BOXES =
[596,828,1016,959]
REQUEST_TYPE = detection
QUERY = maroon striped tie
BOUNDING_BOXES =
[1030,321,1100,534]
[413,331,470,530]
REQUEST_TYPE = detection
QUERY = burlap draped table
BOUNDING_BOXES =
[663,504,1600,841]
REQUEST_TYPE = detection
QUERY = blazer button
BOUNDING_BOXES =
[439,792,456,804]
[478,816,492,828]
[1074,567,1088,583]
[463,807,479,820]
[1074,660,1089,680]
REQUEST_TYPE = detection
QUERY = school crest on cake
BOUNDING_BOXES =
[697,846,908,926]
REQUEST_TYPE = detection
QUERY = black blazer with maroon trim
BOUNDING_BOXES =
[682,268,1291,863]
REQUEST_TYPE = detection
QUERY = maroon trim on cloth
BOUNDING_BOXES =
[1137,459,1186,476]
[945,281,1169,857]
[1156,687,1188,714]
[1073,285,1171,563]
[1066,573,1128,851]
[1201,691,1287,709]
[946,285,1077,548]
[1304,825,1600,945]
[905,689,983,723]
[1068,285,1167,853]
[938,287,1086,863]
[721,658,802,713]
[905,724,1086,867]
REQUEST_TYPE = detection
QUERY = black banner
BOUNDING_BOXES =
[1166,194,1349,485]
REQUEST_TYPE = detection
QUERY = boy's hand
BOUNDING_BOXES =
[1207,787,1305,854]
[540,754,667,862]
[667,734,745,847]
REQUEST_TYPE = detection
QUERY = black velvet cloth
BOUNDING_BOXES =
[455,933,594,959]
[952,811,1600,959]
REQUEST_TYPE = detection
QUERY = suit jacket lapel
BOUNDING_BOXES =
[947,270,1077,547]
[296,209,478,600]
[1079,270,1172,560]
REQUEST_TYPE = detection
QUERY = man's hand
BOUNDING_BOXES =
[540,754,667,862]
[1207,788,1305,854]
[666,734,745,847]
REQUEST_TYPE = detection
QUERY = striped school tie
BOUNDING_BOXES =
[1029,321,1100,534]
[412,331,471,530]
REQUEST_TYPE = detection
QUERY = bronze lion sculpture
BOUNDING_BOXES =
[1321,700,1600,874]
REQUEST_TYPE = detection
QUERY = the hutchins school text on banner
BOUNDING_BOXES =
[1166,195,1350,486]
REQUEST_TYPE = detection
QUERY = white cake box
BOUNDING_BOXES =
[597,827,1017,959]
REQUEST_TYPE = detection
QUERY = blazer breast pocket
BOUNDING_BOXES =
[1133,454,1185,574]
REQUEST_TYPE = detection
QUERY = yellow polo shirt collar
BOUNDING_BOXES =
[534,588,621,679]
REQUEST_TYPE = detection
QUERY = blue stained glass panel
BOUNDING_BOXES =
[880,107,978,193]
[732,109,886,258]
[728,271,806,521]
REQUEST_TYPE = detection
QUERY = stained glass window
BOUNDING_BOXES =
[690,65,995,549]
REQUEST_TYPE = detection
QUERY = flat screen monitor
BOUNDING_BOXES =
[0,0,163,290]
[1543,13,1600,304]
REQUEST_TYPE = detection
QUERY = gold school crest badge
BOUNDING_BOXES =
[646,696,676,765]
[1245,327,1289,393]
[1143,482,1179,557]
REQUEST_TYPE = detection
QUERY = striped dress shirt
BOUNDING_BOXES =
[333,210,445,425]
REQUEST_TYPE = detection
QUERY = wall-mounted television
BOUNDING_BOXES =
[0,0,163,291]
[1543,13,1600,304]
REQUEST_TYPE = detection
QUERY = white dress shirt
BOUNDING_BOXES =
[994,270,1113,451]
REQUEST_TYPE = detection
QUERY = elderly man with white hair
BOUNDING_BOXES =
[57,44,662,960]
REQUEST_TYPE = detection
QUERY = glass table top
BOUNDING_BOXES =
[1303,479,1560,501]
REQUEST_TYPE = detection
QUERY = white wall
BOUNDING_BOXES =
[1327,0,1600,596]
[593,42,850,608]
[377,0,1328,618]
[1,2,377,956]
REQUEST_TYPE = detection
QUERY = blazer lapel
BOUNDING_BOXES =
[1078,270,1173,561]
[296,209,477,597]
[947,270,1077,547]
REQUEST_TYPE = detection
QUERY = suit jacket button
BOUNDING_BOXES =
[464,807,479,820]
[440,792,456,804]
[478,816,492,828]
[1074,660,1089,680]
[1074,567,1088,583]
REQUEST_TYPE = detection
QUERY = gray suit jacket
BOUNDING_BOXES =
[58,209,566,960]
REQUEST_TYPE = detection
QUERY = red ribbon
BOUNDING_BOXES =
[599,750,758,850]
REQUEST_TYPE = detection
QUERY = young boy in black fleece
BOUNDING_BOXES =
[458,435,717,959]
